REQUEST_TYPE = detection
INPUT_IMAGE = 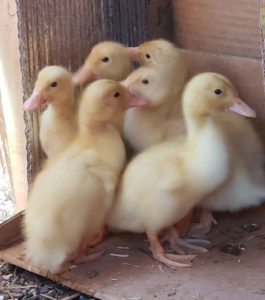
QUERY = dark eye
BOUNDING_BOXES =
[214,89,223,95]
[102,57,109,62]
[142,79,149,85]
[145,53,151,59]
[50,82,57,87]
[113,92,120,98]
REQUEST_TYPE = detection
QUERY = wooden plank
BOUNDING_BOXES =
[173,0,262,59]
[0,0,28,213]
[1,207,265,300]
[0,211,23,250]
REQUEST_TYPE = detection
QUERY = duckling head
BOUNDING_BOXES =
[121,66,175,108]
[78,79,148,124]
[126,39,179,66]
[24,66,74,111]
[183,72,256,118]
[73,41,132,86]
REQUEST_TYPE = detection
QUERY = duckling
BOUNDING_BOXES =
[24,66,76,157]
[194,103,265,234]
[122,66,185,153]
[73,41,133,132]
[23,79,145,273]
[107,72,256,268]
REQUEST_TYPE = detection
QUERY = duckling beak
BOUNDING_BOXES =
[125,47,141,61]
[72,63,94,86]
[127,91,150,108]
[226,98,256,118]
[23,91,46,111]
[120,80,149,108]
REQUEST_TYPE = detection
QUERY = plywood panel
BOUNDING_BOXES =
[173,0,262,59]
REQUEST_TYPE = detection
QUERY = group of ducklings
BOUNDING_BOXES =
[22,39,265,273]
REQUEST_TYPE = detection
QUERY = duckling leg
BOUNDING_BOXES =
[160,229,185,255]
[73,234,104,264]
[162,227,208,254]
[189,209,217,236]
[86,225,107,247]
[67,234,104,265]
[73,249,104,264]
[146,229,196,268]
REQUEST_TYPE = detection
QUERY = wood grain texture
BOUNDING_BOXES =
[0,211,23,250]
[16,0,172,181]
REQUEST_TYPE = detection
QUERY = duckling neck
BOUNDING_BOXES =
[139,94,175,118]
[78,119,125,173]
[185,110,229,193]
[185,110,207,141]
[49,94,75,114]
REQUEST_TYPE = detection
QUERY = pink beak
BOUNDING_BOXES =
[72,63,95,86]
[125,47,141,61]
[127,93,150,108]
[226,97,256,118]
[121,80,150,108]
[23,91,46,111]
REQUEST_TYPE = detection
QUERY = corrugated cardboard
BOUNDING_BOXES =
[173,0,262,59]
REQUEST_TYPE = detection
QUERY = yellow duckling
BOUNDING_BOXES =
[122,66,185,152]
[23,79,145,273]
[107,72,256,268]
[194,99,265,234]
[24,66,76,157]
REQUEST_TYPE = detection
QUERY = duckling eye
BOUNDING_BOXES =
[145,53,151,59]
[142,79,149,85]
[50,82,58,87]
[214,89,223,95]
[113,92,120,98]
[102,57,109,63]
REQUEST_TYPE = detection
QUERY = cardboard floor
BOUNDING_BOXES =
[0,208,265,300]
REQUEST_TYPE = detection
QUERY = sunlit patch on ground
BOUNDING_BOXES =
[0,94,14,223]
